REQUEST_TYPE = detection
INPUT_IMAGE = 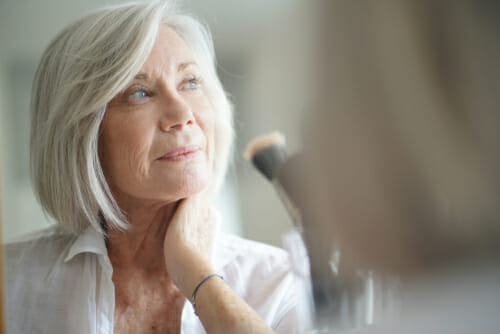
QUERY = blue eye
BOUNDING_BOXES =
[128,89,149,101]
[183,77,201,90]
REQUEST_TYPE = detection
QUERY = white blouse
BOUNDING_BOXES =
[4,216,301,333]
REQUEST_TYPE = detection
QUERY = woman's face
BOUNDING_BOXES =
[99,26,214,206]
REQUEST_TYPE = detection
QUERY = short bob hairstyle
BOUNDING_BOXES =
[30,1,234,235]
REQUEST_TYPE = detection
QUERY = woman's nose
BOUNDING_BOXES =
[159,94,195,132]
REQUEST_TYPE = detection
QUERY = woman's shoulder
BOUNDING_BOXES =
[3,225,76,271]
[214,233,302,330]
[3,226,95,333]
[215,233,291,274]
[5,224,72,243]
[213,232,296,299]
[4,224,74,249]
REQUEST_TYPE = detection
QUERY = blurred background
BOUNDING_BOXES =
[0,0,313,246]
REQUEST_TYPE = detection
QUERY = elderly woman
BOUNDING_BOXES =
[4,2,299,333]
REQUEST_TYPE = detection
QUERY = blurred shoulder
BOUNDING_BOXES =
[215,233,301,330]
[214,233,295,297]
[216,233,291,274]
[3,225,76,269]
[3,226,95,333]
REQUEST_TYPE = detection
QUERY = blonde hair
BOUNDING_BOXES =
[30,1,233,235]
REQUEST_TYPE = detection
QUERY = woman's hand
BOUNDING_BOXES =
[163,193,216,297]
[163,193,275,334]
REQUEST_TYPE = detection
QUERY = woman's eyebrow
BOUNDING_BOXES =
[132,62,198,81]
[133,73,150,81]
[178,61,198,72]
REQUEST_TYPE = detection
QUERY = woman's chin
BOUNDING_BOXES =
[178,177,210,198]
[160,169,211,199]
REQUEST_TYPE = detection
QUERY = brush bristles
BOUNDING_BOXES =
[243,132,286,162]
[244,132,287,180]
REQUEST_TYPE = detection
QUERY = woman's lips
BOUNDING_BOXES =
[157,145,202,162]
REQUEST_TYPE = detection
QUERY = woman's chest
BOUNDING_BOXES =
[113,304,184,334]
[112,279,186,334]
[113,296,187,334]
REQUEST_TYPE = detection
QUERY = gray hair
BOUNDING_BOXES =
[30,1,234,235]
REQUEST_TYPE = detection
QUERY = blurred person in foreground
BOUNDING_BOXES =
[302,0,500,332]
[3,2,299,333]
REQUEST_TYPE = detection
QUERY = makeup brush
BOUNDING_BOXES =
[244,132,303,230]
[246,132,356,326]
[245,133,366,328]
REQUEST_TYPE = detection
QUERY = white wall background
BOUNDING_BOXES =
[0,0,313,247]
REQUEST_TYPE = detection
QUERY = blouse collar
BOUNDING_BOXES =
[63,208,234,272]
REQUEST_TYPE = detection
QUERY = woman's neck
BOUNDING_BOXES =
[106,199,179,273]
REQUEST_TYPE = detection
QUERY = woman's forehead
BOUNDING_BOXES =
[140,25,198,76]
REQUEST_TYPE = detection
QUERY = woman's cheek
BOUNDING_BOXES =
[195,105,215,161]
[113,128,151,182]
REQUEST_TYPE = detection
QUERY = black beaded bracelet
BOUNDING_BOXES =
[191,274,224,315]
